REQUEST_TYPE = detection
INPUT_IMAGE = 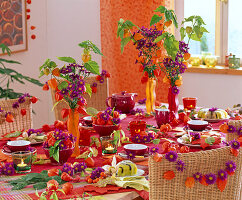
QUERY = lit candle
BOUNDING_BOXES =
[17,159,27,168]
[105,145,114,153]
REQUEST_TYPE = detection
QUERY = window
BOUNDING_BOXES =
[175,0,241,65]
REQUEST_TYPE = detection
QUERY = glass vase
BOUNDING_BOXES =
[168,86,179,119]
[146,78,156,114]
[67,109,80,157]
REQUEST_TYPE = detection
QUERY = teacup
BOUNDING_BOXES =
[7,140,30,152]
[187,120,209,131]
[124,144,148,156]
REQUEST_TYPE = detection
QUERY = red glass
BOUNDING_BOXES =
[183,97,197,110]
[129,121,147,136]
[79,127,91,146]
[168,86,179,118]
[155,109,170,128]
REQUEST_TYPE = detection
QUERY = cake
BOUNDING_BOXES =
[197,108,228,119]
[116,160,137,177]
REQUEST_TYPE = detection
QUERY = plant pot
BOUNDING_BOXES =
[44,147,74,165]
[93,124,120,136]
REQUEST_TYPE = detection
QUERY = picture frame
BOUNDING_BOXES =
[0,0,28,55]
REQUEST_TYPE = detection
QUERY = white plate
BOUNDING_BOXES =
[117,169,145,177]
[177,137,202,148]
[118,152,149,162]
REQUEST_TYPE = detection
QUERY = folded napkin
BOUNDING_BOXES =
[114,176,149,191]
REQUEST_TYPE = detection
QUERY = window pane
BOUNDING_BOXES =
[184,0,216,55]
[228,0,242,59]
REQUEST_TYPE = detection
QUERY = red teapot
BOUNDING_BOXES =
[106,91,137,113]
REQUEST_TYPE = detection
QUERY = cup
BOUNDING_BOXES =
[183,97,197,110]
[100,136,118,155]
[12,151,32,173]
[7,140,30,152]
[155,109,170,128]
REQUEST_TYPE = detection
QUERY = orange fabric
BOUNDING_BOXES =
[100,0,169,102]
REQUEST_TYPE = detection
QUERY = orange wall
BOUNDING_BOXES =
[100,0,169,102]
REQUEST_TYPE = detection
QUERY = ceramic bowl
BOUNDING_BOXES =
[7,140,30,152]
[187,120,209,131]
[123,144,148,156]
[93,124,120,136]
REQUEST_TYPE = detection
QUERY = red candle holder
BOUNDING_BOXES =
[183,97,197,110]
[129,121,147,136]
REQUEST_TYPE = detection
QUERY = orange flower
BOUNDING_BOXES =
[156,22,164,31]
[219,123,229,133]
[217,178,227,192]
[163,171,175,180]
[182,61,188,67]
[156,41,163,47]
[184,53,191,60]
[164,20,172,27]
[175,79,183,87]
[163,76,170,84]
[133,32,143,41]
[124,29,130,38]
[185,177,195,188]
[48,78,58,90]
[52,68,60,77]
[156,49,162,57]
[154,153,163,162]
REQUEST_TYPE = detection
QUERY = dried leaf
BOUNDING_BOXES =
[153,153,162,162]
[185,177,195,188]
[200,139,209,149]
[199,176,208,186]
[163,171,175,180]
[217,178,227,192]
[230,148,239,157]
[76,150,90,159]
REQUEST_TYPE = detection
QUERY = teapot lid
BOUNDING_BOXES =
[112,91,137,97]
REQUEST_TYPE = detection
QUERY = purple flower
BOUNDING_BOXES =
[99,77,104,83]
[90,167,104,180]
[205,173,217,185]
[60,89,68,95]
[62,163,74,176]
[218,169,228,180]
[59,141,67,150]
[148,132,155,140]
[228,125,236,133]
[193,172,202,181]
[18,96,26,103]
[130,108,144,115]
[24,93,30,97]
[105,107,113,115]
[176,160,185,172]
[101,70,107,76]
[100,112,110,121]
[183,125,189,131]
[150,146,159,154]
[222,141,229,146]
[73,162,87,172]
[209,107,218,112]
[165,151,178,162]
[190,132,201,140]
[0,107,4,112]
[230,140,240,150]
[92,82,97,87]
[238,127,242,136]
[138,98,146,104]
[12,102,19,109]
[226,161,236,173]
[113,118,120,125]
[27,129,35,136]
[127,151,136,160]
[171,86,179,95]
[142,135,151,143]
[3,163,15,175]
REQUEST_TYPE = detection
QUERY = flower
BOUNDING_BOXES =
[105,107,113,115]
[226,160,236,173]
[18,96,26,103]
[138,98,146,104]
[209,107,218,112]
[92,82,97,87]
[142,135,151,143]
[127,151,136,160]
[113,118,120,125]
[150,146,159,154]
[218,169,228,180]
[205,173,217,185]
[0,107,4,112]
[148,132,155,140]
[12,102,19,108]
[27,129,36,136]
[2,163,15,175]
[190,132,201,140]
[193,172,202,181]
[99,77,104,83]
[229,140,240,150]
[62,163,74,176]
[90,167,105,180]
[73,162,87,172]
[228,125,236,133]
[238,127,242,136]
[165,151,178,162]
[132,134,141,143]
[100,112,110,121]
[171,86,179,95]
[101,70,107,76]
[176,160,185,172]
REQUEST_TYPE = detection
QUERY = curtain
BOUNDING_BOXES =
[100,0,171,103]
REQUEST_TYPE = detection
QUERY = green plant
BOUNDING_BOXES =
[0,43,43,99]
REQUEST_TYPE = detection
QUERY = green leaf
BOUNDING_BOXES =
[53,149,59,162]
[85,83,92,97]
[200,26,209,33]
[170,10,178,28]
[35,189,40,197]
[33,182,47,190]
[194,26,203,39]
[190,33,201,41]
[54,140,61,148]
[49,61,57,68]
[49,146,56,157]
[84,61,100,75]
[0,58,21,64]
[40,170,48,176]
[86,107,98,116]
[205,137,215,145]
[195,16,206,25]
[58,57,76,63]
[4,131,22,138]
[154,32,168,43]
[180,27,186,41]
[57,81,68,90]
[153,139,160,145]
[150,14,162,26]
[40,196,47,200]
[121,37,131,53]
[78,40,103,56]
[165,10,172,21]
[154,6,166,13]
[183,16,195,24]
[12,182,28,190]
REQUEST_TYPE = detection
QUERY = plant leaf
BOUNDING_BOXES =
[4,131,22,138]
[150,14,162,26]
[205,137,215,145]
[57,81,68,90]
[85,83,92,97]
[121,37,131,53]
[58,57,76,63]
[53,149,59,162]
[153,139,160,145]
[84,61,100,75]
[33,182,47,190]
[86,107,98,116]
[154,6,166,13]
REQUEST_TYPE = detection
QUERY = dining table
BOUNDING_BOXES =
[0,104,228,200]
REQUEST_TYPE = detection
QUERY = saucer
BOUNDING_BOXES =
[118,152,149,162]
[2,145,37,156]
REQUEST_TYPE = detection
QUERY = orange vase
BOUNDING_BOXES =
[146,78,156,114]
[67,109,80,157]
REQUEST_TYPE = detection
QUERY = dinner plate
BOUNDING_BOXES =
[177,137,201,148]
[118,152,149,162]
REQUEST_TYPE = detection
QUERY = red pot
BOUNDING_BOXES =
[44,147,74,165]
[129,121,147,135]
[93,124,120,136]
[106,91,137,113]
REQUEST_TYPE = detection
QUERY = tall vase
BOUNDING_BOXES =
[67,109,80,157]
[168,86,179,119]
[146,78,156,114]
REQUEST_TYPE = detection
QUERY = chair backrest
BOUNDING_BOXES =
[0,98,33,135]
[51,77,108,121]
[149,147,242,200]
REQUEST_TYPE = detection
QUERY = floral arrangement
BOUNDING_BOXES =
[0,93,38,123]
[90,69,110,93]
[92,107,121,126]
[43,129,75,162]
[39,40,103,112]
[85,167,106,184]
[117,6,207,94]
[131,131,157,144]
[62,162,87,176]
[0,162,15,176]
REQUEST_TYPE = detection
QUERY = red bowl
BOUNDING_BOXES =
[129,121,147,134]
[93,124,120,136]
[7,140,30,152]
[187,120,208,131]
[44,147,74,165]
[124,144,148,156]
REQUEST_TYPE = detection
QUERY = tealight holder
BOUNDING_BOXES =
[183,97,197,110]
[100,136,118,155]
[12,151,32,173]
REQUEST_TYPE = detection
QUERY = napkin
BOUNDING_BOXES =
[114,176,149,191]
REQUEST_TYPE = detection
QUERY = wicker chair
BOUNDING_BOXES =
[149,147,242,200]
[0,98,33,136]
[51,77,108,121]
